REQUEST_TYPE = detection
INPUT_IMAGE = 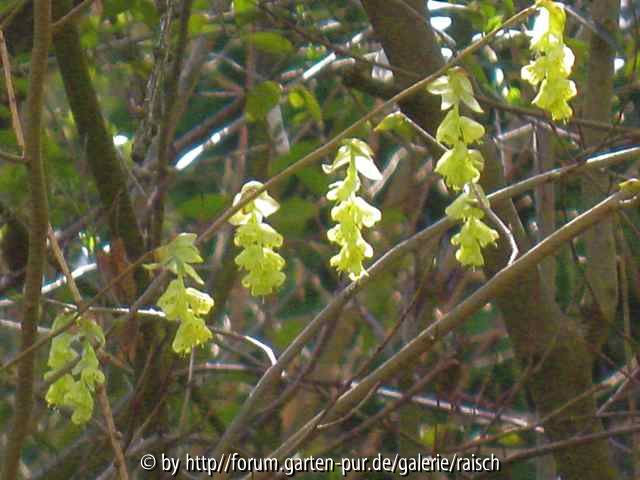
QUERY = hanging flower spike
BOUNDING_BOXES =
[427,65,499,267]
[229,180,286,296]
[148,233,215,355]
[172,312,215,355]
[44,313,107,425]
[445,188,499,268]
[427,67,483,113]
[427,69,487,192]
[451,217,500,267]
[229,181,280,226]
[155,276,214,354]
[530,0,566,52]
[434,142,484,191]
[521,1,576,121]
[325,138,382,281]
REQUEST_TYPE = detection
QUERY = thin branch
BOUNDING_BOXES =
[470,183,519,265]
[472,424,640,478]
[0,0,28,32]
[0,29,24,149]
[50,0,95,35]
[96,384,129,480]
[1,0,51,478]
[0,318,51,335]
[0,149,23,163]
[151,0,193,247]
[319,360,460,452]
[218,176,637,466]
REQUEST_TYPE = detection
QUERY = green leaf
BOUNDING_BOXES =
[103,0,129,18]
[288,86,322,123]
[233,0,258,26]
[270,198,318,236]
[188,13,219,36]
[246,32,294,55]
[132,0,159,28]
[295,166,330,195]
[177,193,227,221]
[245,81,283,122]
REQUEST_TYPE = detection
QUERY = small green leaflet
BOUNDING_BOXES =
[245,81,283,122]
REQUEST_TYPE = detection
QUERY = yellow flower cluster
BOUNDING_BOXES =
[147,233,214,355]
[324,139,382,280]
[521,0,576,121]
[427,68,499,267]
[229,181,286,296]
[428,68,486,191]
[44,314,106,424]
[445,189,499,267]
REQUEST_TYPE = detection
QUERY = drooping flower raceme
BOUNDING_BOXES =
[146,233,214,355]
[521,0,576,121]
[426,68,499,267]
[445,188,499,267]
[427,68,486,192]
[44,313,106,424]
[229,181,286,296]
[324,139,382,280]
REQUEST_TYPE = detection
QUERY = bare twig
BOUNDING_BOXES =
[1,1,51,478]
[96,384,129,480]
[0,29,24,149]
[470,183,519,265]
[50,0,95,35]
[472,424,640,478]
[150,0,194,247]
